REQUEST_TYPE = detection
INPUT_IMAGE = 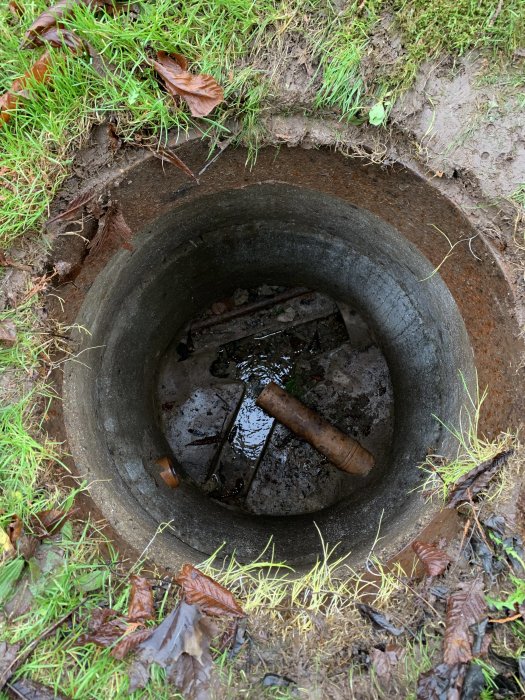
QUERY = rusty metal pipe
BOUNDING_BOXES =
[256,382,374,477]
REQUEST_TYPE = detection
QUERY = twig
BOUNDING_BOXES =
[0,604,82,690]
[198,133,237,177]
[489,0,503,25]
[466,489,492,550]
[457,517,472,558]
[489,612,522,624]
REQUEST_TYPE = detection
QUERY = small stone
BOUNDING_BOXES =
[211,301,228,315]
[0,319,16,347]
[54,260,73,278]
[276,307,296,323]
[233,288,249,306]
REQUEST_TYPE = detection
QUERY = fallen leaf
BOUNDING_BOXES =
[36,26,85,52]
[88,202,133,254]
[76,568,107,593]
[228,619,248,659]
[1,52,52,124]
[7,677,72,699]
[412,541,451,577]
[77,608,129,648]
[261,673,297,689]
[0,320,17,347]
[356,603,404,636]
[0,529,15,561]
[128,575,155,622]
[151,51,224,118]
[8,515,41,561]
[156,456,180,489]
[129,601,217,699]
[175,564,244,618]
[7,516,23,544]
[461,662,486,700]
[417,662,466,699]
[447,450,513,507]
[30,508,75,538]
[370,644,405,679]
[111,626,154,661]
[22,0,98,48]
[148,144,196,180]
[0,642,21,685]
[8,1,24,18]
[444,579,486,665]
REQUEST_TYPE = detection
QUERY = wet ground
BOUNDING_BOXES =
[157,286,394,516]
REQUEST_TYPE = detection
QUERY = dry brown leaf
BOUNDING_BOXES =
[0,320,17,347]
[128,575,155,622]
[148,145,196,180]
[8,1,24,18]
[22,0,98,48]
[175,564,244,618]
[151,51,224,118]
[444,579,486,665]
[370,644,404,679]
[412,541,451,577]
[156,456,180,489]
[447,450,513,507]
[0,251,32,271]
[7,515,39,561]
[38,26,85,53]
[7,516,23,545]
[79,574,157,657]
[0,52,52,124]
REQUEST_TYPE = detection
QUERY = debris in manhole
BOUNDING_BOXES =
[157,285,393,515]
[155,456,180,489]
[256,381,374,476]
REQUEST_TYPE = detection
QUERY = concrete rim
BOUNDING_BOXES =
[63,182,474,567]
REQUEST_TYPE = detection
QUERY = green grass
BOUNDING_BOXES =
[421,372,515,501]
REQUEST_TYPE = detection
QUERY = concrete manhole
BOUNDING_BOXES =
[50,138,524,571]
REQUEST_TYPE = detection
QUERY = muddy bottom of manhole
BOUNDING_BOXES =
[158,285,394,516]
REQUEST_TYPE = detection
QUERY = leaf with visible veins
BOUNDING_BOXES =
[22,0,97,48]
[129,601,216,699]
[412,541,451,577]
[1,52,52,124]
[151,51,224,118]
[447,450,514,507]
[148,144,196,180]
[444,579,486,665]
[175,564,244,618]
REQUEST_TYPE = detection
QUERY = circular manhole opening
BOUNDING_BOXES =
[62,181,476,567]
